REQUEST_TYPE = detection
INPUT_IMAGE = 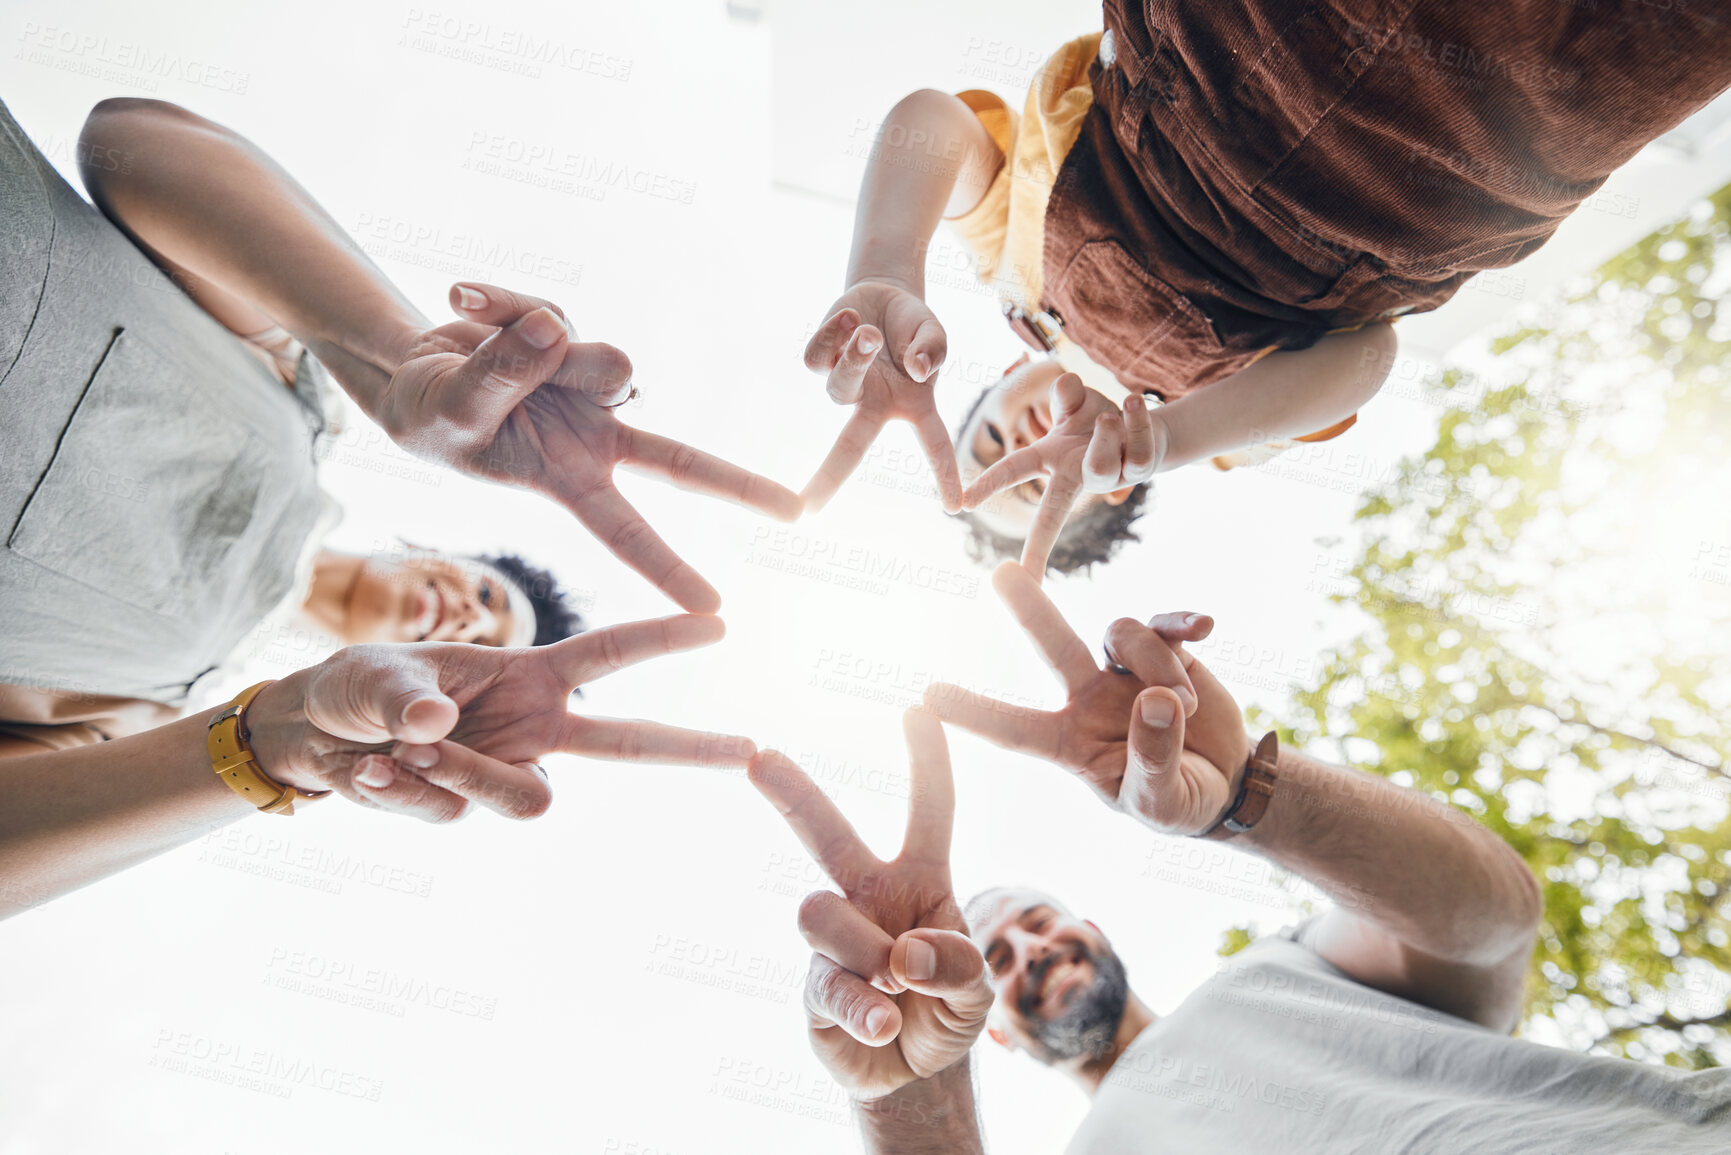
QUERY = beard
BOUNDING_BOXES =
[1018,943,1130,1063]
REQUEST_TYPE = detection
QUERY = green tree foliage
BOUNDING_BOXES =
[1239,186,1731,1068]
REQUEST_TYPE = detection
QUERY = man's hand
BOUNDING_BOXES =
[959,374,1161,579]
[375,282,803,613]
[801,282,962,514]
[922,562,1251,835]
[247,615,754,822]
[749,711,992,1101]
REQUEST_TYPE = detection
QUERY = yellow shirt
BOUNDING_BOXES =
[945,32,1101,316]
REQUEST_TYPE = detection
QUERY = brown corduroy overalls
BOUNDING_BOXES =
[1041,0,1731,400]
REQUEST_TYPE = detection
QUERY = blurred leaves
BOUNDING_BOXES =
[1259,186,1731,1067]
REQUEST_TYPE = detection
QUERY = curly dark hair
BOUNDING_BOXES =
[951,383,1151,576]
[473,553,586,647]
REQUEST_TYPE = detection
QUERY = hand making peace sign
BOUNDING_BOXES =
[800,283,964,515]
[376,282,804,614]
[248,614,754,823]
[959,373,1162,579]
[748,711,993,1101]
[921,563,1251,836]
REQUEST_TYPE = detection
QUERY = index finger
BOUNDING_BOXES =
[802,409,884,513]
[749,750,878,888]
[544,613,726,687]
[991,561,1095,693]
[912,409,963,514]
[625,429,803,522]
[1018,468,1083,583]
[556,716,756,766]
[900,710,954,864]
[960,444,1046,509]
[448,281,570,328]
[561,479,721,613]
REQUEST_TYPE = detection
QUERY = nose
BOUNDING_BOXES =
[453,592,496,642]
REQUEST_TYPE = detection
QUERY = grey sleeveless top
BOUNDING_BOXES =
[0,99,329,706]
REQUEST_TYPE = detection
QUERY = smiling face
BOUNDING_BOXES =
[343,554,528,647]
[968,888,1132,1063]
[956,358,1132,542]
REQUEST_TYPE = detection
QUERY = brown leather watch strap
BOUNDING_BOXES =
[1201,731,1280,841]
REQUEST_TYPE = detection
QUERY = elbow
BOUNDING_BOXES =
[1448,844,1544,967]
[881,88,980,153]
[1348,322,1398,408]
[78,99,200,193]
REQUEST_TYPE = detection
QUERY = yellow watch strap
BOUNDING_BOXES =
[208,680,320,816]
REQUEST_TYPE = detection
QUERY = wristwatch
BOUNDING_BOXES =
[1199,731,1280,841]
[207,681,331,815]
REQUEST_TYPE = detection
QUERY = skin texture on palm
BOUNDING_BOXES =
[248,614,755,823]
[377,282,803,614]
[922,562,1251,835]
[748,711,993,1102]
[802,285,962,514]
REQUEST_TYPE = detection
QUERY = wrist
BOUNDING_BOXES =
[241,673,320,794]
[844,269,925,299]
[856,1057,981,1152]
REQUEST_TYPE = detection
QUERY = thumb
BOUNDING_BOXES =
[1049,372,1088,423]
[889,930,993,1015]
[304,649,459,745]
[1121,686,1188,825]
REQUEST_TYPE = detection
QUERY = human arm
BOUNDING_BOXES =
[0,615,753,920]
[924,563,1541,1031]
[962,325,1397,518]
[748,711,992,1151]
[801,90,1004,512]
[77,100,801,611]
[1139,323,1396,474]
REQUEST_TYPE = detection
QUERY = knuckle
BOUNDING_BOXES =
[597,628,627,672]
[797,890,838,934]
[605,517,654,556]
[586,342,633,386]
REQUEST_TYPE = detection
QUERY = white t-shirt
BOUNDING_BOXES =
[1066,925,1731,1154]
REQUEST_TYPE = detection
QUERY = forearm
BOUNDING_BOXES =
[1155,324,1395,470]
[0,712,253,918]
[77,99,426,415]
[1240,746,1540,966]
[856,1058,985,1155]
[848,90,1000,291]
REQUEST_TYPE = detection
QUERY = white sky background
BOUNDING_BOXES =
[3,1,1730,1152]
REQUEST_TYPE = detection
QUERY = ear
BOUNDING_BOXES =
[1102,487,1134,507]
[988,1026,1011,1050]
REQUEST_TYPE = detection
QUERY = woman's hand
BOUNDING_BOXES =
[376,282,803,614]
[959,374,1161,578]
[246,615,755,822]
[801,281,962,514]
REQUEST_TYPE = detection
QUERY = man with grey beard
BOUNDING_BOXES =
[748,565,1731,1153]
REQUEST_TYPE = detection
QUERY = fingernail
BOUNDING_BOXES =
[355,757,396,789]
[864,1006,893,1039]
[454,285,487,311]
[392,743,440,770]
[1141,695,1175,728]
[856,332,880,354]
[1184,613,1200,626]
[1126,394,1144,411]
[909,353,930,380]
[904,938,936,981]
[400,695,443,729]
[520,308,565,350]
